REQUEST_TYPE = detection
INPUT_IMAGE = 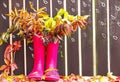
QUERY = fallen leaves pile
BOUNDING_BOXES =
[0,73,120,82]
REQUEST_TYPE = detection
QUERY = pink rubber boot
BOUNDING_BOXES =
[45,42,60,81]
[28,34,45,80]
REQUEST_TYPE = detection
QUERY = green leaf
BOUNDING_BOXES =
[60,51,64,58]
[57,8,65,16]
[45,18,53,29]
[17,30,24,37]
[0,38,3,45]
[1,33,9,42]
[64,11,69,19]
[68,15,75,21]
[51,20,56,27]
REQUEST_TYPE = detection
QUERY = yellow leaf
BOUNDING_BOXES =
[83,15,90,19]
[6,14,13,17]
[45,18,53,29]
[14,7,18,16]
[37,7,46,13]
[68,15,74,21]
[17,74,24,78]
[57,8,65,16]
[29,2,35,11]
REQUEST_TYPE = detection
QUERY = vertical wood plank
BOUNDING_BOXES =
[78,0,82,76]
[92,0,97,76]
[63,0,68,76]
[96,0,108,75]
[0,0,9,74]
[11,0,24,75]
[66,0,79,75]
[110,0,120,76]
[39,0,50,14]
[81,0,93,76]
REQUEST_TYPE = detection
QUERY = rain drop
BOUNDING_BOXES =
[71,38,75,42]
[82,1,87,7]
[100,2,106,7]
[43,0,48,4]
[31,53,34,58]
[101,33,106,39]
[71,0,75,3]
[71,8,75,12]
[115,5,120,11]
[96,9,100,13]
[16,3,20,7]
[113,35,118,40]
[3,2,7,8]
[117,21,120,27]
[55,8,59,11]
[1,14,6,20]
[29,46,33,51]
[57,0,62,5]
[111,15,116,20]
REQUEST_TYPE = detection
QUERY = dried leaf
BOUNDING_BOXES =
[29,2,35,11]
[13,41,21,51]
[4,44,12,60]
[14,7,18,16]
[82,15,90,20]
[1,33,10,42]
[17,30,24,37]
[0,38,3,45]
[4,58,10,65]
[0,65,7,70]
[36,7,46,13]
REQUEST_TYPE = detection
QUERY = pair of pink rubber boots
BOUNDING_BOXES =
[28,35,60,81]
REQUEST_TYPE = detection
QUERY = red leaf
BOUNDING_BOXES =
[0,65,7,70]
[13,41,21,51]
[4,44,12,60]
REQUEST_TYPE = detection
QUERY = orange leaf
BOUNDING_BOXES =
[4,58,10,65]
[13,41,21,51]
[0,65,7,70]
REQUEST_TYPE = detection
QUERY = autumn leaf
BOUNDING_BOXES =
[64,11,69,19]
[68,15,75,21]
[4,44,12,60]
[4,58,10,65]
[29,2,36,11]
[57,8,65,16]
[14,7,18,16]
[0,65,7,70]
[13,41,21,51]
[0,37,3,45]
[45,18,54,29]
